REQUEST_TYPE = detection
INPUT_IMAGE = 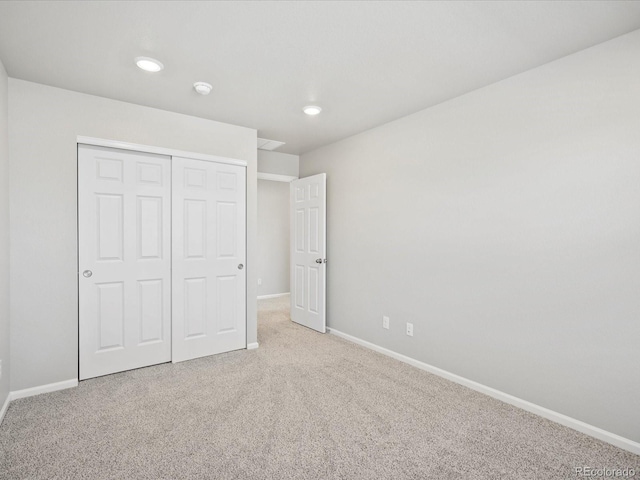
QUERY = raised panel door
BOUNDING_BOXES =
[79,144,171,380]
[171,157,246,362]
[290,174,326,333]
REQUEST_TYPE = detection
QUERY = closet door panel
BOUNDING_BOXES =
[79,144,171,380]
[172,157,246,362]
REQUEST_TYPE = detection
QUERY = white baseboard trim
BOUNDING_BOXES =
[0,393,10,426]
[10,379,78,401]
[328,327,640,456]
[257,292,289,300]
[247,342,259,350]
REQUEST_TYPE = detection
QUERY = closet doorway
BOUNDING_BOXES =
[78,142,246,380]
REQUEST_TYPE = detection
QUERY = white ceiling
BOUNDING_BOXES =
[1,1,639,154]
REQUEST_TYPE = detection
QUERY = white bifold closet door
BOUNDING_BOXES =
[78,145,172,380]
[171,157,246,362]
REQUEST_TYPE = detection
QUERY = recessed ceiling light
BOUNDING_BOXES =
[135,56,164,73]
[194,82,213,95]
[303,105,322,116]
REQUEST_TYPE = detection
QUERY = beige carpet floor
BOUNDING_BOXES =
[0,294,638,479]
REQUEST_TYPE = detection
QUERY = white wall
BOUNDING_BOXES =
[258,150,299,177]
[9,79,257,391]
[300,30,640,443]
[257,180,290,296]
[256,150,298,297]
[0,59,10,410]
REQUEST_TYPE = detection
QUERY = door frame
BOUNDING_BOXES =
[77,136,247,167]
[76,136,249,379]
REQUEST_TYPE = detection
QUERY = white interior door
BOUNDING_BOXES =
[171,157,247,362]
[290,173,326,333]
[78,145,172,380]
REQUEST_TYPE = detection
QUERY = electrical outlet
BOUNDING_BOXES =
[406,322,414,337]
[257,278,262,286]
[382,316,390,330]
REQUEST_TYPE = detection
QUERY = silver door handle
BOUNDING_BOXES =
[82,270,93,278]
[238,264,244,270]
[315,258,322,264]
